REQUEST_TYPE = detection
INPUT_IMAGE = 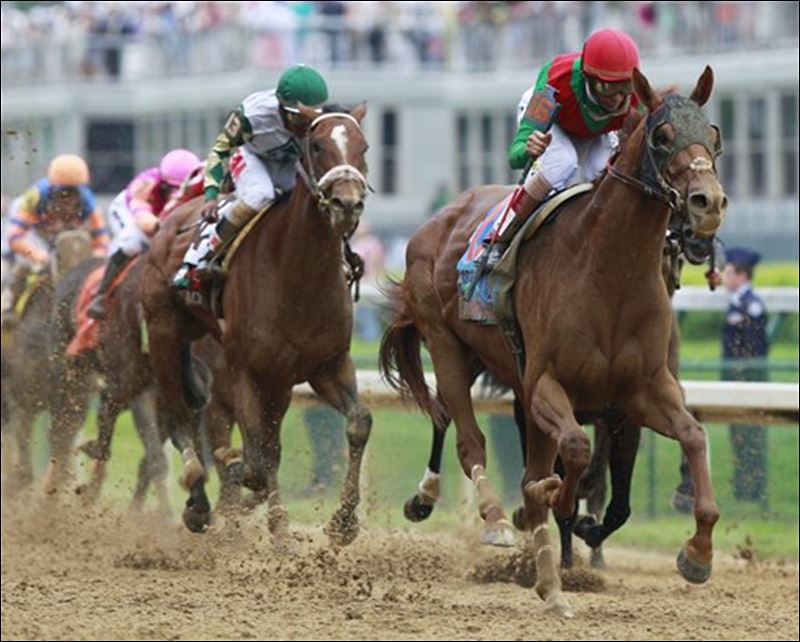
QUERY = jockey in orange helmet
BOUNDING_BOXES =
[487,28,640,267]
[2,154,108,327]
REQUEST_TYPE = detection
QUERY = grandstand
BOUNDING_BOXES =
[2,0,798,257]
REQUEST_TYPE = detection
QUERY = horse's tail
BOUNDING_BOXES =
[378,278,447,427]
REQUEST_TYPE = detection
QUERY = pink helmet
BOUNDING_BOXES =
[160,149,201,187]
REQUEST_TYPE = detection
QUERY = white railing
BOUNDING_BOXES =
[294,371,800,425]
[357,284,800,313]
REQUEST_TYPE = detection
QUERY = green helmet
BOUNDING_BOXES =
[276,65,328,108]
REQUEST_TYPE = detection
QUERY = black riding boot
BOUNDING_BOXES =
[87,249,131,320]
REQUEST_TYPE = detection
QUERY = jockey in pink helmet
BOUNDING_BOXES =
[487,28,640,267]
[87,148,199,319]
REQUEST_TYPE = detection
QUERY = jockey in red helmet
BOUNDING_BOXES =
[487,28,640,267]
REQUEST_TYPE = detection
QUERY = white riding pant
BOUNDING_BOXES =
[107,191,150,257]
[537,125,617,190]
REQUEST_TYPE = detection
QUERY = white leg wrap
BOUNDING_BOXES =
[417,468,441,504]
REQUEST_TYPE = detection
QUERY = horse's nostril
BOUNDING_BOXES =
[689,193,709,211]
[720,195,729,210]
[353,201,364,216]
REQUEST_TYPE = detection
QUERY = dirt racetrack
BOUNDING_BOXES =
[2,494,798,641]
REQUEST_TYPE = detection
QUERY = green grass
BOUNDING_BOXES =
[25,396,799,559]
[18,301,799,560]
[680,261,799,287]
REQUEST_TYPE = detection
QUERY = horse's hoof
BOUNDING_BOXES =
[227,461,244,486]
[272,533,300,556]
[511,506,526,531]
[403,495,434,522]
[543,594,575,619]
[182,506,211,533]
[590,547,606,569]
[524,476,561,506]
[677,547,712,584]
[480,520,516,547]
[326,508,359,547]
[574,514,605,548]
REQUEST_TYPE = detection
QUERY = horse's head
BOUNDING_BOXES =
[52,229,93,282]
[296,103,369,237]
[625,66,728,240]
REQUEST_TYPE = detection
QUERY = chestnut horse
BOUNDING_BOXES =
[380,67,726,616]
[142,104,372,544]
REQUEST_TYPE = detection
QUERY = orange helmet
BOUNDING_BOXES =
[582,28,640,82]
[47,154,90,187]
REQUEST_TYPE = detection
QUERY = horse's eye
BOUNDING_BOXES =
[312,141,323,154]
[654,130,670,147]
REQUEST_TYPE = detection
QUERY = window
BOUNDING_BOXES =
[747,97,766,196]
[780,92,798,196]
[481,114,494,184]
[380,109,397,195]
[717,97,737,195]
[456,113,469,191]
[86,119,135,193]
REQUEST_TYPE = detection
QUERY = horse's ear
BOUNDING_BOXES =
[350,101,367,124]
[632,68,661,112]
[689,65,714,107]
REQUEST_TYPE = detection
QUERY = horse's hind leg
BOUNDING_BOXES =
[149,322,210,532]
[427,329,514,547]
[129,390,170,517]
[575,415,641,567]
[310,354,373,546]
[404,395,449,523]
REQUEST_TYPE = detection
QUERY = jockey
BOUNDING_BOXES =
[487,28,640,267]
[171,63,329,291]
[87,148,200,319]
[1,154,108,327]
[161,159,207,218]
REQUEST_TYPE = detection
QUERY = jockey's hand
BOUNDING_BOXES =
[526,130,552,158]
[138,211,161,236]
[92,247,108,259]
[705,268,722,290]
[201,197,220,223]
[29,248,49,268]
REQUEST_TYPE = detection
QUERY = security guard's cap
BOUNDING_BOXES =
[725,247,761,269]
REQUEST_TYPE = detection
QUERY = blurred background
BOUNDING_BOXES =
[1,1,798,559]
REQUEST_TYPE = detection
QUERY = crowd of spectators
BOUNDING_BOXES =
[2,1,797,84]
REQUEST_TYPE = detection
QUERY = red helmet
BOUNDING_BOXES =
[582,29,640,82]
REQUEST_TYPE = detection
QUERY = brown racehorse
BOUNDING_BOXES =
[142,104,372,543]
[1,230,94,495]
[50,256,173,512]
[380,67,726,616]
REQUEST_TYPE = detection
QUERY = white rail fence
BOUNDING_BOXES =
[295,371,799,425]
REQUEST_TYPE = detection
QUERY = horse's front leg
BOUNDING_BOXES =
[310,354,372,546]
[622,369,719,584]
[528,372,592,521]
[231,369,293,546]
